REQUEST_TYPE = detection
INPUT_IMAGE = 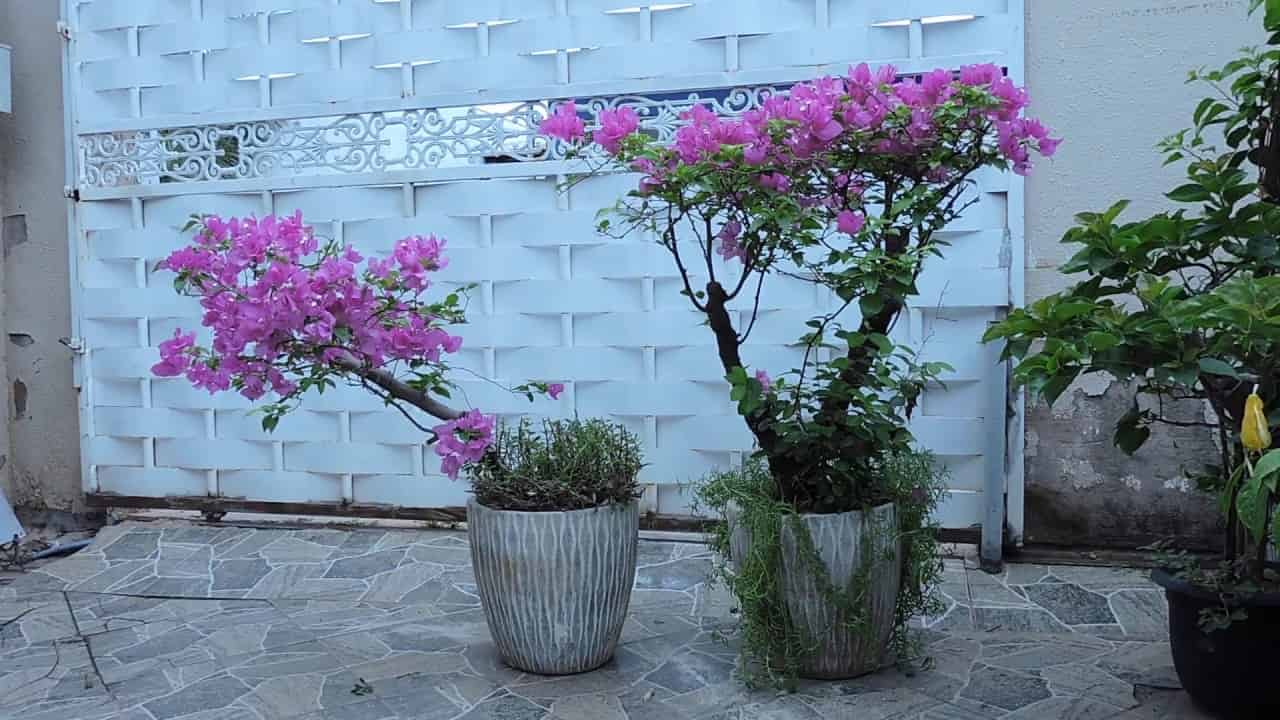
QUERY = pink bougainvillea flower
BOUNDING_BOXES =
[595,107,640,154]
[540,100,585,143]
[716,220,746,262]
[433,410,497,480]
[754,369,772,394]
[152,329,196,377]
[758,173,791,193]
[547,383,565,400]
[836,210,866,236]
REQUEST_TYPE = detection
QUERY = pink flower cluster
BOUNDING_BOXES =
[541,101,641,154]
[565,62,1051,174]
[542,64,1058,262]
[541,100,585,143]
[367,234,447,291]
[434,410,496,479]
[152,212,493,478]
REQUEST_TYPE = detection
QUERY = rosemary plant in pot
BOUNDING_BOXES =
[984,5,1280,714]
[542,63,1056,683]
[151,214,644,675]
[466,418,643,675]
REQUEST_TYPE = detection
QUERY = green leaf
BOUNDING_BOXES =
[1084,332,1121,352]
[1220,463,1247,517]
[859,295,885,317]
[1192,97,1216,126]
[1253,449,1280,491]
[1114,423,1151,455]
[1050,300,1095,322]
[1272,505,1280,552]
[1041,368,1080,406]
[1101,199,1131,223]
[868,333,894,354]
[1236,474,1269,543]
[1167,184,1212,203]
[1114,399,1150,455]
[1197,357,1239,377]
[1266,0,1280,31]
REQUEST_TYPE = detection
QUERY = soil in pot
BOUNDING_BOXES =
[468,499,639,675]
[728,502,901,680]
[1152,567,1280,719]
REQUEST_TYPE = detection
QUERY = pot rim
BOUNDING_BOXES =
[727,497,896,517]
[467,497,639,516]
[794,500,896,519]
[725,500,897,519]
[1151,567,1280,607]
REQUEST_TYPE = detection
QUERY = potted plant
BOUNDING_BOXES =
[983,4,1280,715]
[153,213,646,676]
[542,64,1055,683]
[466,417,643,675]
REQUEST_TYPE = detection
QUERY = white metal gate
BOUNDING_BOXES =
[62,0,1026,543]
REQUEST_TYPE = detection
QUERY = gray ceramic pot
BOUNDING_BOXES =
[728,502,901,679]
[468,498,639,675]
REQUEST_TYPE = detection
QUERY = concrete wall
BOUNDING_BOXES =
[0,0,83,520]
[1020,0,1263,548]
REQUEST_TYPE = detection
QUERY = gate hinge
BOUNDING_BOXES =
[64,185,81,202]
[60,337,87,355]
[56,21,72,40]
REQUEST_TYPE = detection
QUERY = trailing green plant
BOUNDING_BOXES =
[984,1,1280,619]
[697,450,946,689]
[467,417,643,511]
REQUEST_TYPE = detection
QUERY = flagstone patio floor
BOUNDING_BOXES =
[0,520,1210,720]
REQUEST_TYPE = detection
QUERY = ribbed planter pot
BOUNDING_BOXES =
[727,502,901,679]
[468,499,639,675]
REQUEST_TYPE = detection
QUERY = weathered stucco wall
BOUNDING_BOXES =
[1021,0,1262,548]
[0,0,83,519]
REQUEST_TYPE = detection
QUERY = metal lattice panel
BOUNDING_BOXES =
[77,87,794,188]
[66,0,1026,528]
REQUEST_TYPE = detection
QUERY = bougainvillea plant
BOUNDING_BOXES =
[544,63,1057,515]
[151,211,562,479]
[543,62,1055,684]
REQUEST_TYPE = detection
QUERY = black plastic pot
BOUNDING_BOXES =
[1151,568,1280,719]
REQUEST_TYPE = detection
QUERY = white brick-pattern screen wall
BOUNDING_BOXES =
[65,0,1026,530]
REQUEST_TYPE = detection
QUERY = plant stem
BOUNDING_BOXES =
[1256,495,1274,581]
[332,356,463,421]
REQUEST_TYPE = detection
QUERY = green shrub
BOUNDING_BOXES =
[468,417,643,511]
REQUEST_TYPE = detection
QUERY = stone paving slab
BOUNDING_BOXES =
[0,521,1212,719]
